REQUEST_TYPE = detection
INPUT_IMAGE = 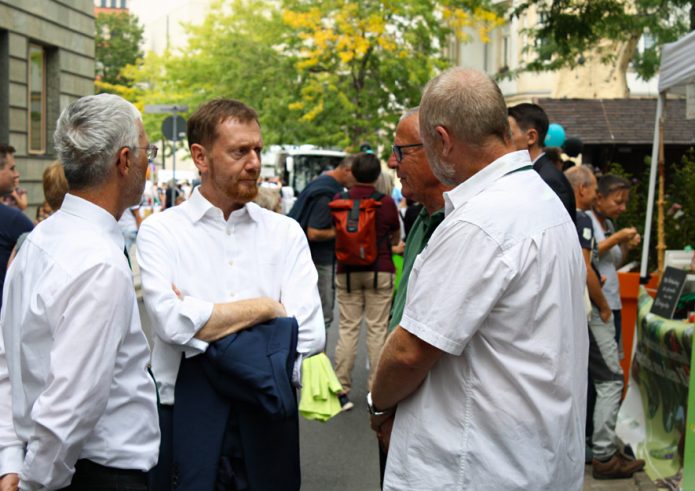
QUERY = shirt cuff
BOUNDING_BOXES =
[292,353,304,388]
[0,445,23,477]
[179,296,213,357]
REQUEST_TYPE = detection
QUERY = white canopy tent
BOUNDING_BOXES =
[640,30,695,279]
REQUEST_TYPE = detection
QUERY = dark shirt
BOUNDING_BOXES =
[534,154,577,224]
[293,174,345,265]
[0,203,34,311]
[335,184,399,274]
[576,209,601,294]
[389,207,445,332]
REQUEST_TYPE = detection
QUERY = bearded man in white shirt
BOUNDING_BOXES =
[369,68,589,490]
[0,94,160,491]
[136,98,324,489]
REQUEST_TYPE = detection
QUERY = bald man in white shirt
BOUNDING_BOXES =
[0,94,160,491]
[370,68,588,490]
[137,98,324,489]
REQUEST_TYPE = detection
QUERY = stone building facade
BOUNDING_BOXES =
[0,0,95,217]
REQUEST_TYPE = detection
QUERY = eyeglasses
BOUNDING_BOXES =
[391,143,423,163]
[134,144,158,161]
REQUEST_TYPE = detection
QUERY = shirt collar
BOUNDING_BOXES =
[59,193,124,249]
[443,150,532,217]
[183,186,262,224]
[532,151,545,165]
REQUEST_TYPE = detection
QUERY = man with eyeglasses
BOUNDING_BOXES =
[371,107,452,486]
[0,94,159,491]
[136,98,324,490]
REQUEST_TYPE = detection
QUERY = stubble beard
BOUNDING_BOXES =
[426,149,457,187]
[126,159,147,208]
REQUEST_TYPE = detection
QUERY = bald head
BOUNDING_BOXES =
[419,68,513,185]
[420,67,510,149]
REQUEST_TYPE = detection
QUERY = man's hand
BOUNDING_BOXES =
[0,473,19,491]
[262,297,287,319]
[370,412,395,453]
[391,241,405,255]
[599,305,612,323]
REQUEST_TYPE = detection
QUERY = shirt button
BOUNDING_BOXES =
[226,229,231,236]
[229,292,235,297]
[228,260,233,267]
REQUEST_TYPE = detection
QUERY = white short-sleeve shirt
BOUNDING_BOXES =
[384,151,589,490]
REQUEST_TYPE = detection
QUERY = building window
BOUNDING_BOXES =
[28,44,46,154]
[120,0,127,8]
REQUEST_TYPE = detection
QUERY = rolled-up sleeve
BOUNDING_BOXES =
[281,222,325,356]
[137,219,212,356]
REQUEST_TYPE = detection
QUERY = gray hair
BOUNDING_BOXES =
[399,106,419,122]
[54,94,142,189]
[420,67,509,148]
[565,165,595,190]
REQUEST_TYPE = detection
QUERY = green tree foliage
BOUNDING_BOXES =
[95,11,144,92]
[123,0,503,150]
[282,0,504,149]
[511,0,695,80]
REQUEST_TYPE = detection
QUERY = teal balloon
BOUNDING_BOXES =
[544,123,566,147]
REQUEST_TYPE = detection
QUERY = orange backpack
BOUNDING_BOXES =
[328,191,384,266]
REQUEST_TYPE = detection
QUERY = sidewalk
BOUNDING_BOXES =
[584,467,657,490]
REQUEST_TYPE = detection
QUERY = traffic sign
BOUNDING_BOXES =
[144,104,189,114]
[162,115,187,141]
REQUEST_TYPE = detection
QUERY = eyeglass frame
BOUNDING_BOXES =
[391,143,423,163]
[133,144,158,161]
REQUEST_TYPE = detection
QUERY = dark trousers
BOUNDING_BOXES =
[148,404,174,491]
[59,459,147,491]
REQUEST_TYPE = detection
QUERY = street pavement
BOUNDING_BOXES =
[133,255,656,490]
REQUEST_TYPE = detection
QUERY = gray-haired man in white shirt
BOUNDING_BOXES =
[136,98,324,488]
[370,68,588,489]
[0,94,160,490]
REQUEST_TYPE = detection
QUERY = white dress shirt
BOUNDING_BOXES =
[384,151,589,490]
[0,194,160,490]
[136,188,325,405]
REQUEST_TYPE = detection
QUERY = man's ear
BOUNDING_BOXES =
[435,125,453,158]
[190,143,208,174]
[527,128,540,148]
[115,146,131,177]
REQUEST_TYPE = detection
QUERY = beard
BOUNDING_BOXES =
[126,159,147,207]
[426,148,457,186]
[208,159,259,205]
[226,178,259,203]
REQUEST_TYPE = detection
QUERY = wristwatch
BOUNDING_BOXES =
[367,392,393,416]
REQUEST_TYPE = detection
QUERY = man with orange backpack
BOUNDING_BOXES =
[330,153,400,411]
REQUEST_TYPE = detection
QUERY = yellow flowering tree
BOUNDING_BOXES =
[282,0,504,149]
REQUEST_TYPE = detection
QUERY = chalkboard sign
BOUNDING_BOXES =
[651,266,688,318]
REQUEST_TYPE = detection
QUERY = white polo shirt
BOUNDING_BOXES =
[136,188,325,405]
[385,150,588,490]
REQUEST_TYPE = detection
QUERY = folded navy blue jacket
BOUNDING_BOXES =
[171,317,300,491]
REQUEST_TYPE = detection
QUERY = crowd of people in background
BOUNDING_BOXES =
[0,67,649,490]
